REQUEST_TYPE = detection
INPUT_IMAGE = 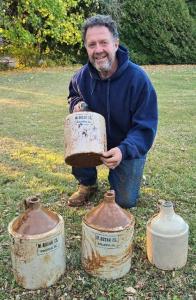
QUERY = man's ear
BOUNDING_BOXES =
[114,38,119,50]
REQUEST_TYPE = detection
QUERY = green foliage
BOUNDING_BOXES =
[185,0,196,45]
[97,0,123,26]
[186,0,196,18]
[119,0,196,64]
[0,0,98,66]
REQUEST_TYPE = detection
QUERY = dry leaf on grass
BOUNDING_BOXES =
[124,286,137,294]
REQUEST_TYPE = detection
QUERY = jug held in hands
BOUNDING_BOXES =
[8,196,65,289]
[64,109,107,168]
[146,200,189,270]
[81,190,135,279]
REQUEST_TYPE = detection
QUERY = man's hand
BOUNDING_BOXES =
[101,147,122,169]
[73,101,87,112]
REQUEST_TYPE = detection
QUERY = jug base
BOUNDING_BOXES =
[65,152,103,167]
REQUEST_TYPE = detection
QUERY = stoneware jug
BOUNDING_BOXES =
[8,196,65,289]
[146,200,189,270]
[81,190,135,279]
[64,107,107,168]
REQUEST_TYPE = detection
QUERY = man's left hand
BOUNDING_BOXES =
[101,147,122,169]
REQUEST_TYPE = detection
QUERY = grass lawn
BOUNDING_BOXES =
[0,65,195,300]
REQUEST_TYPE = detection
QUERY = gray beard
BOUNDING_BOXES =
[93,58,113,73]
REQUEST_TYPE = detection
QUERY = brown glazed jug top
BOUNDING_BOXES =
[83,190,134,232]
[13,196,59,235]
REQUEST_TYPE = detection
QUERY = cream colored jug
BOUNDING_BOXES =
[64,110,107,168]
[146,200,189,270]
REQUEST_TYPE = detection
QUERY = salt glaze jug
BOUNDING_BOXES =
[81,190,135,279]
[8,196,65,289]
[146,200,189,270]
[64,102,107,168]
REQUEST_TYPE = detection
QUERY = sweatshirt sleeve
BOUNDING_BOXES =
[68,73,84,113]
[118,78,158,160]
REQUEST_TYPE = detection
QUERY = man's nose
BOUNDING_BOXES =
[94,44,103,53]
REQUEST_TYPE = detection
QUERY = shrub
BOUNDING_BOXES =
[119,0,196,64]
[0,0,98,66]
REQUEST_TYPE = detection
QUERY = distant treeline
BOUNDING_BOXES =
[0,0,195,66]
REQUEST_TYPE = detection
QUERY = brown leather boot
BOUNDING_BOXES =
[68,184,98,207]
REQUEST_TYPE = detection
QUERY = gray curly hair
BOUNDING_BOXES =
[82,15,119,43]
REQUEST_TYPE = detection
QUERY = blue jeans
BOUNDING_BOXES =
[72,157,146,208]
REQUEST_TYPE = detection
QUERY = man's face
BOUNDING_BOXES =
[85,26,119,76]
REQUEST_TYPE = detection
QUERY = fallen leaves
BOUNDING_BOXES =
[124,286,137,294]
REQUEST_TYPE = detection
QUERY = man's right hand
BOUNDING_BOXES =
[101,147,122,170]
[73,101,87,112]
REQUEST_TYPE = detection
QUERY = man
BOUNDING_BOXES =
[67,15,158,208]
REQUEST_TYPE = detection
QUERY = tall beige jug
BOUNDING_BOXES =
[146,200,189,270]
[81,190,135,279]
[8,196,65,289]
[64,110,107,168]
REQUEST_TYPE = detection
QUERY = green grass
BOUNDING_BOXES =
[0,65,195,300]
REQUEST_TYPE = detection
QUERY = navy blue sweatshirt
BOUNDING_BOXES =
[68,45,158,160]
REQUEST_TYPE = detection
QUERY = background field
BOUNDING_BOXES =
[0,65,195,299]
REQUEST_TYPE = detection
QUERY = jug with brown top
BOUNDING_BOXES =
[8,196,65,289]
[81,190,135,279]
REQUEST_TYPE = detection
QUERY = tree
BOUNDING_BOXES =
[185,0,196,44]
[97,0,124,26]
[0,0,98,65]
[119,0,196,64]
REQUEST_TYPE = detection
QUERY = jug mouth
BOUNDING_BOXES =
[24,196,40,209]
[162,201,173,207]
[104,190,115,202]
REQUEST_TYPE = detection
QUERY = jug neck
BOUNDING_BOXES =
[159,201,175,218]
[104,190,115,203]
[24,196,41,210]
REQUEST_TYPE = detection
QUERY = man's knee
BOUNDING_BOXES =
[115,190,138,208]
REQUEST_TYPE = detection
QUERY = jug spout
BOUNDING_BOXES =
[159,200,175,218]
[104,190,115,203]
[24,195,40,209]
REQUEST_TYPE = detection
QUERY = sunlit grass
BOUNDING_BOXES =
[0,85,49,96]
[11,142,64,169]
[0,136,75,202]
[0,162,24,178]
[0,98,30,107]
